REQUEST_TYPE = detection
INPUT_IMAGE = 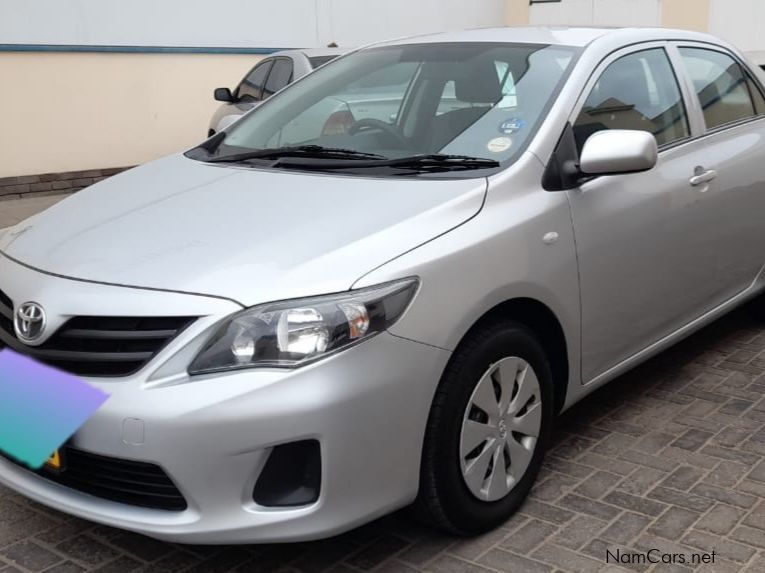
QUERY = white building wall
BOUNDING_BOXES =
[530,0,661,27]
[709,0,765,52]
[0,0,506,49]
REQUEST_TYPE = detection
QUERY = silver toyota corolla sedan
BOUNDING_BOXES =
[1,27,764,544]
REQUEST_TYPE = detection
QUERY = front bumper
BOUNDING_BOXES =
[0,258,450,543]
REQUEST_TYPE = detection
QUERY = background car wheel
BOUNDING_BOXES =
[416,320,554,535]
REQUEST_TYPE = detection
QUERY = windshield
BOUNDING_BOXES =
[197,42,579,176]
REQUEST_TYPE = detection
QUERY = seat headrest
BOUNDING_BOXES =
[455,58,503,104]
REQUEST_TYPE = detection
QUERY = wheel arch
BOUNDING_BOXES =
[457,297,570,415]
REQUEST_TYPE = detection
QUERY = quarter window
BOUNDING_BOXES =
[574,48,690,152]
[679,48,758,129]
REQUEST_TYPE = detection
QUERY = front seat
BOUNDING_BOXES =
[430,58,503,151]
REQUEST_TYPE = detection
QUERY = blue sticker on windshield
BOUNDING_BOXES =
[499,118,526,134]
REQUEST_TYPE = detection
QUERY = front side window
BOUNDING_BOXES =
[574,48,690,152]
[237,60,273,102]
[679,47,758,130]
[204,42,579,177]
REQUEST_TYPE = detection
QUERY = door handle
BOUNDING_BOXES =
[690,168,717,187]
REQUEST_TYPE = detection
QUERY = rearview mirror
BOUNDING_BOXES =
[214,87,235,103]
[580,130,658,176]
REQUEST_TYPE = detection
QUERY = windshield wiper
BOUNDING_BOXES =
[273,153,500,172]
[206,145,388,163]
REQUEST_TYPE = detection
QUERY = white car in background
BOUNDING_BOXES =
[208,48,343,135]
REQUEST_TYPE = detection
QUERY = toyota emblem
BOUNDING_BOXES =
[14,302,47,344]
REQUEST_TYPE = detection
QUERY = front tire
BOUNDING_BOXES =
[416,320,554,535]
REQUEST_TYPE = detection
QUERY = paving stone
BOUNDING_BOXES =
[518,500,575,525]
[499,519,557,554]
[690,483,758,509]
[551,516,607,550]
[600,513,651,544]
[0,540,62,571]
[54,535,120,567]
[557,494,622,521]
[574,471,621,499]
[648,507,700,540]
[603,491,666,517]
[531,543,603,573]
[681,530,756,564]
[617,467,667,496]
[345,535,408,570]
[633,432,676,454]
[531,473,580,502]
[703,462,750,488]
[647,486,716,513]
[660,466,706,491]
[730,526,765,550]
[427,555,494,573]
[743,501,765,531]
[672,429,716,452]
[478,548,553,573]
[696,504,747,535]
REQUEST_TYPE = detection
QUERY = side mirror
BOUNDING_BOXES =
[580,130,658,176]
[214,87,235,103]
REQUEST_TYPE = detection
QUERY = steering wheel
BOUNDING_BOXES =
[348,118,409,149]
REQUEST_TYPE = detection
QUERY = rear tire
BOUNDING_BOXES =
[416,320,554,535]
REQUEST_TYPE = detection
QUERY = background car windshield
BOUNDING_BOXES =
[220,43,578,166]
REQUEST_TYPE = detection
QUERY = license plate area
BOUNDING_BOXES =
[44,449,66,474]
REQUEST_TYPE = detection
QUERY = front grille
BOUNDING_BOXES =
[0,288,195,377]
[7,447,187,511]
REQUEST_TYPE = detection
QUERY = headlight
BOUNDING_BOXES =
[189,278,418,375]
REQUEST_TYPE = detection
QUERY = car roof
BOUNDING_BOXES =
[269,47,346,59]
[371,26,726,50]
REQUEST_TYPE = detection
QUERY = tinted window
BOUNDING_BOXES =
[308,55,339,68]
[679,48,756,129]
[263,59,293,99]
[574,48,689,152]
[238,60,273,102]
[747,75,765,114]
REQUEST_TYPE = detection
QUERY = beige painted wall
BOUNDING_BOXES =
[661,0,710,31]
[505,0,530,26]
[0,52,258,178]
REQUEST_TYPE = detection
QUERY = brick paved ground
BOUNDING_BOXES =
[1,196,765,572]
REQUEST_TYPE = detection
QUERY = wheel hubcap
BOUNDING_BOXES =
[459,357,542,502]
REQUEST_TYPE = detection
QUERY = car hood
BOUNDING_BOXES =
[0,155,486,306]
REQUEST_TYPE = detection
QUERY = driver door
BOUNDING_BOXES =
[567,44,719,383]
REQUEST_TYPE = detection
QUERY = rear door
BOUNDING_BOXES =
[566,43,719,382]
[671,43,765,298]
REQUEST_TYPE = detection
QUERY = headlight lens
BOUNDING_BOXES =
[189,278,418,374]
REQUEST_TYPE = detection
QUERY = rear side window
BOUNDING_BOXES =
[238,60,273,102]
[263,59,293,99]
[574,48,690,152]
[308,55,339,68]
[679,48,758,129]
